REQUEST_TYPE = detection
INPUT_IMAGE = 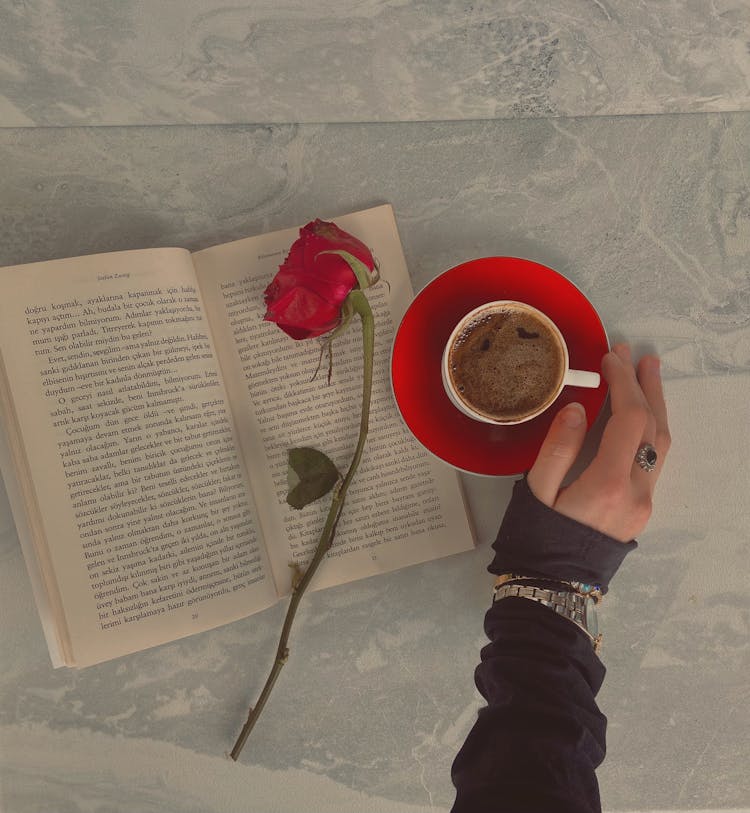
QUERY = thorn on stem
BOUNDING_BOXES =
[288,561,305,591]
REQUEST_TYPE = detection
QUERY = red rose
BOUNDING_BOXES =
[263,220,376,340]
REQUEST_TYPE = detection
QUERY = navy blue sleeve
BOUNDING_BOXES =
[450,476,638,813]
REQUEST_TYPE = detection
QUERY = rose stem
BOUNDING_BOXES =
[229,291,374,761]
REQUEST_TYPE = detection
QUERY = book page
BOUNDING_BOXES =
[192,205,474,596]
[0,248,276,667]
[0,414,65,666]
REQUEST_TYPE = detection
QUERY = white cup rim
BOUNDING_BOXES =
[441,300,570,425]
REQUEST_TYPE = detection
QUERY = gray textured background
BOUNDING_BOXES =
[1,2,749,812]
[3,0,750,125]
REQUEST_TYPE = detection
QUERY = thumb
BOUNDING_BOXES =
[527,402,588,507]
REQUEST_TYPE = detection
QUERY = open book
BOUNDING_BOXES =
[0,204,474,668]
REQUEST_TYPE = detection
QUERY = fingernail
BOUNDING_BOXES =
[615,343,632,362]
[561,402,585,427]
[603,350,621,366]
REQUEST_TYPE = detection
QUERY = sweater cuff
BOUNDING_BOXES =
[488,475,637,594]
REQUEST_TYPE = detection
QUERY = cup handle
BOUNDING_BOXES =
[564,369,601,388]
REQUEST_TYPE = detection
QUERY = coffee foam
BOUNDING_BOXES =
[448,306,565,421]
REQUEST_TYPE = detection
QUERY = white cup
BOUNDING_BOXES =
[441,301,601,425]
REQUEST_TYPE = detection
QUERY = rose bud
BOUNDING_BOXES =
[263,220,376,340]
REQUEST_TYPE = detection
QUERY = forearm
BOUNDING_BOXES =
[451,476,638,813]
[451,598,607,813]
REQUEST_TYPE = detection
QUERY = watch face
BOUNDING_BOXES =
[584,598,599,638]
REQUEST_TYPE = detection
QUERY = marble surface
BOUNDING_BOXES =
[3,0,750,127]
[1,113,749,812]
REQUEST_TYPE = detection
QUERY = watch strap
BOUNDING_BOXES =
[494,572,603,603]
[493,582,603,654]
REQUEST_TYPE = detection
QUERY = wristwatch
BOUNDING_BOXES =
[492,581,603,654]
[493,572,603,602]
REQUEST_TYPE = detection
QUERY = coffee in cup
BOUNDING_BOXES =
[442,301,600,425]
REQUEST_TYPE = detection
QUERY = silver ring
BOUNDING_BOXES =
[635,443,658,472]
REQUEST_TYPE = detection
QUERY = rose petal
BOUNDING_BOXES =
[272,257,355,307]
[264,286,342,339]
[309,253,358,298]
[301,220,375,271]
[264,219,373,340]
[273,322,314,340]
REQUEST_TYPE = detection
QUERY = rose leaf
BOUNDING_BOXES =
[286,447,341,509]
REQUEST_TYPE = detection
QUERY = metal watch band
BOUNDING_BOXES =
[494,572,603,603]
[493,583,603,654]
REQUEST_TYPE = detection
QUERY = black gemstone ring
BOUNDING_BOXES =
[635,443,658,472]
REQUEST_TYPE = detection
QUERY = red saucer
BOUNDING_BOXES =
[391,257,609,476]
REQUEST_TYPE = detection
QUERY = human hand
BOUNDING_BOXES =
[526,343,671,542]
